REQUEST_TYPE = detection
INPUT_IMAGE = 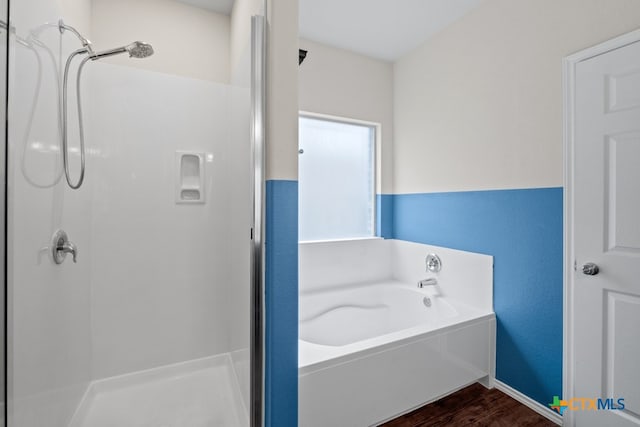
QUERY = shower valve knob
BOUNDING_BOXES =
[51,229,78,264]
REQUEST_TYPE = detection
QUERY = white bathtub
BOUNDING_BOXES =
[298,239,495,427]
[300,283,459,348]
[298,240,495,427]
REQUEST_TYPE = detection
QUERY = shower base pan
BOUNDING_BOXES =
[69,353,248,427]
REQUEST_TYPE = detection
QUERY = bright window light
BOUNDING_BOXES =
[298,115,376,241]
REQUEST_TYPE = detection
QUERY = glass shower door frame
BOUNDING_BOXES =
[250,13,266,427]
[1,0,9,425]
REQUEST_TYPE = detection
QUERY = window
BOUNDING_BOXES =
[298,114,376,241]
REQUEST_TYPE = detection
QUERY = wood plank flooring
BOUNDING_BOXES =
[381,383,558,427]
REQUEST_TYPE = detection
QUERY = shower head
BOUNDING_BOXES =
[125,41,154,58]
[91,41,154,61]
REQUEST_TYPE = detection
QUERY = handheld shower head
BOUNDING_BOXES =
[126,41,154,58]
[91,41,154,60]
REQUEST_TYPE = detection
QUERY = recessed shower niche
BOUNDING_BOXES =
[176,151,206,204]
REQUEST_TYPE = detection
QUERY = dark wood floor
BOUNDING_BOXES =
[381,383,558,427]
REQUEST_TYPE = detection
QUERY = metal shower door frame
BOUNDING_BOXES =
[1,0,9,425]
[250,13,266,427]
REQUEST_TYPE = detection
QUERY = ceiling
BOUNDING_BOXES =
[175,0,234,15]
[299,0,485,62]
[173,0,484,61]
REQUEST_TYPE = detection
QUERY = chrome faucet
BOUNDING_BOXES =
[418,278,438,288]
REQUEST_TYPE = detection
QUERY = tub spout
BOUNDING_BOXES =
[418,278,438,288]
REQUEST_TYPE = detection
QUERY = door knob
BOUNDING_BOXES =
[582,262,599,276]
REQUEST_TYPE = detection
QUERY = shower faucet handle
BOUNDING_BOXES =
[59,241,78,263]
[51,229,78,264]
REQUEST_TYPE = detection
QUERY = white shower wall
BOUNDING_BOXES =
[227,83,251,408]
[85,62,250,379]
[8,0,93,425]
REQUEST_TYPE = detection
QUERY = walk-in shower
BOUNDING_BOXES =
[4,0,266,426]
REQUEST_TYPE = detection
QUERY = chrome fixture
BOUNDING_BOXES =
[51,229,77,264]
[426,253,442,273]
[582,262,599,276]
[91,41,154,60]
[418,278,438,288]
[58,19,94,54]
[60,20,154,189]
[250,15,266,427]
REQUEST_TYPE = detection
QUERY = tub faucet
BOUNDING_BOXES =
[418,278,438,288]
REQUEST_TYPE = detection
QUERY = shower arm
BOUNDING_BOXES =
[90,46,128,61]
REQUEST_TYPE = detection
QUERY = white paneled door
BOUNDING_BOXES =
[572,37,640,427]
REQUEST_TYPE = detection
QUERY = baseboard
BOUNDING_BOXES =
[493,379,562,425]
[477,374,494,389]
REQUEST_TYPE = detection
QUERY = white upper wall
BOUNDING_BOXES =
[61,0,92,36]
[299,38,394,193]
[91,0,230,83]
[176,0,234,15]
[267,0,299,181]
[230,0,263,79]
[393,0,640,194]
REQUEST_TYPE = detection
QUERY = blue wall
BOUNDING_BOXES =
[389,187,563,406]
[265,180,298,427]
[265,183,561,422]
[376,194,394,238]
